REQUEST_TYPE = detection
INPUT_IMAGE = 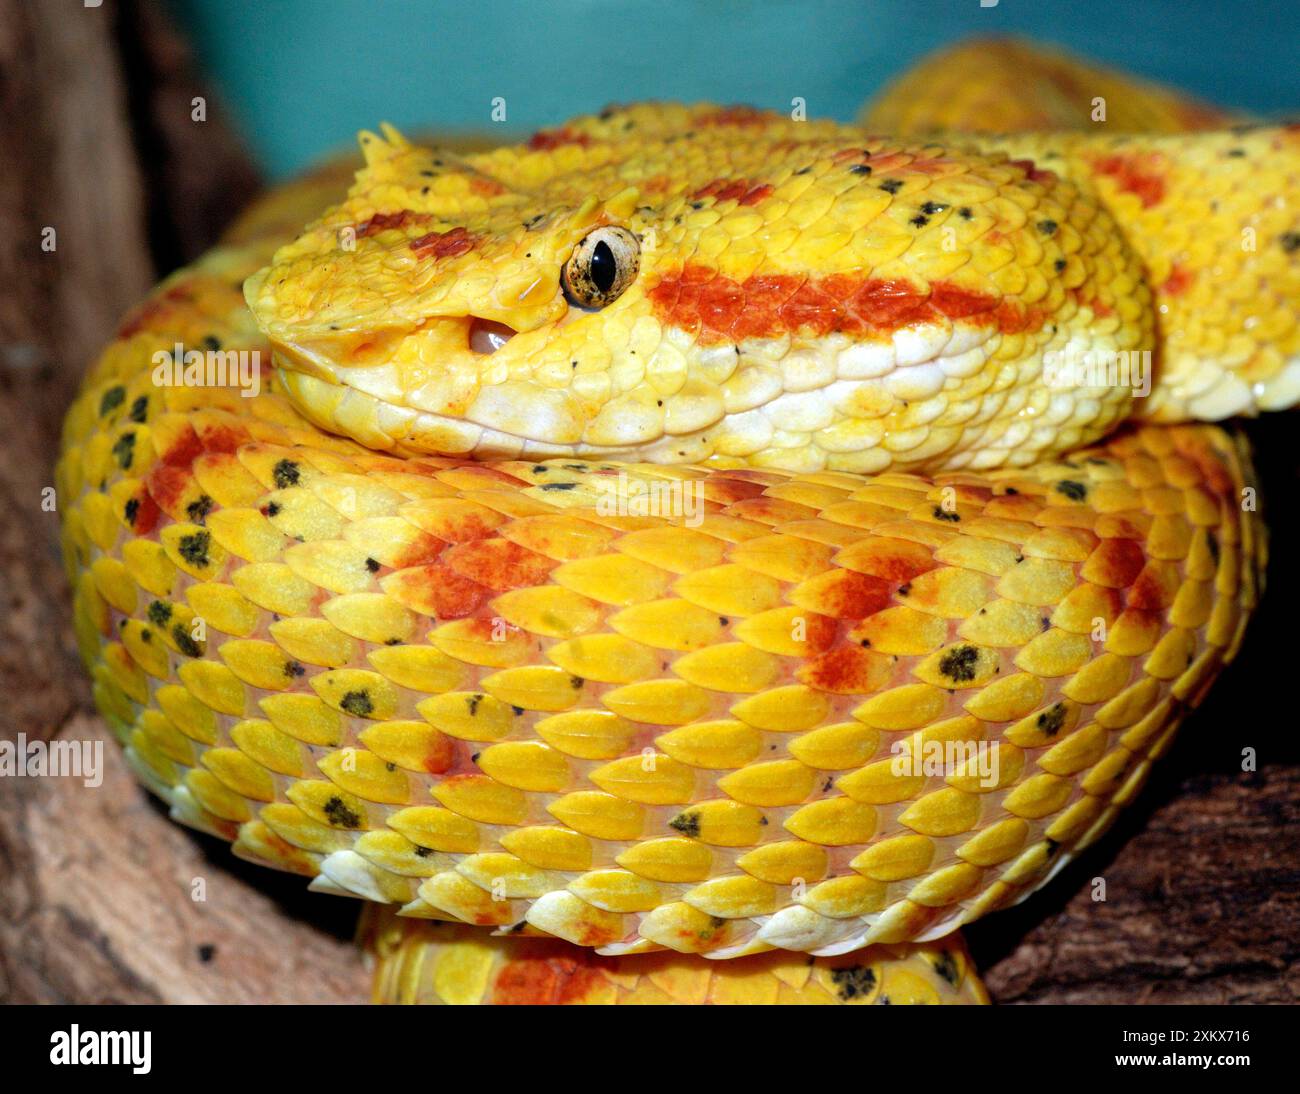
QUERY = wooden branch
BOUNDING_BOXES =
[0,0,153,745]
[977,766,1300,1003]
[1,714,367,1004]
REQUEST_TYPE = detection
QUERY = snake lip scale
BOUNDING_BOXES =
[58,38,1294,1004]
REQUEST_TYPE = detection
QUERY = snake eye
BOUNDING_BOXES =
[561,226,639,309]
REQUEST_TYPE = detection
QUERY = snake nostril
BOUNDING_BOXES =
[468,317,517,355]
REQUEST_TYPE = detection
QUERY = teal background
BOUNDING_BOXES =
[170,0,1300,180]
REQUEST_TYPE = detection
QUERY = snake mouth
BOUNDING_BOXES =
[467,317,517,355]
[269,316,1043,468]
[271,312,518,382]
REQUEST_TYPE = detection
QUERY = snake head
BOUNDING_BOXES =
[249,110,806,463]
[243,119,644,456]
[246,106,1145,472]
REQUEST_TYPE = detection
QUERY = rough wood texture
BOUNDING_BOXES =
[2,714,368,1004]
[0,2,1295,1004]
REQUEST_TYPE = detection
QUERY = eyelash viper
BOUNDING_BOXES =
[57,36,1294,1005]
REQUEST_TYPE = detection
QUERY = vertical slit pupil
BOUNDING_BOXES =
[589,240,617,293]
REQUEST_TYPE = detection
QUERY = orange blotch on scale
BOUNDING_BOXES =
[125,488,162,535]
[526,126,593,150]
[145,463,192,517]
[792,569,895,620]
[691,178,774,206]
[441,537,557,591]
[699,475,768,506]
[159,423,207,469]
[1007,158,1057,185]
[1082,537,1148,588]
[409,227,479,261]
[734,606,838,657]
[381,529,447,569]
[1161,263,1195,296]
[382,564,490,619]
[491,953,612,1005]
[798,644,893,694]
[647,267,1025,346]
[1071,288,1115,320]
[836,536,937,584]
[727,494,816,527]
[697,106,771,127]
[1126,561,1182,612]
[1092,152,1167,208]
[402,498,506,543]
[995,299,1048,333]
[193,418,252,456]
[357,209,426,239]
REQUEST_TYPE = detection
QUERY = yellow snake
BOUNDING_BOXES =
[58,38,1296,1004]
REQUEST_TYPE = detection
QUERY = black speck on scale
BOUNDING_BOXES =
[272,459,301,488]
[938,645,980,682]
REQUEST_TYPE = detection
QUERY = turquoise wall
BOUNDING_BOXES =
[171,0,1299,180]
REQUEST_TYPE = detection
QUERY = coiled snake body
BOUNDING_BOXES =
[59,39,1296,1004]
